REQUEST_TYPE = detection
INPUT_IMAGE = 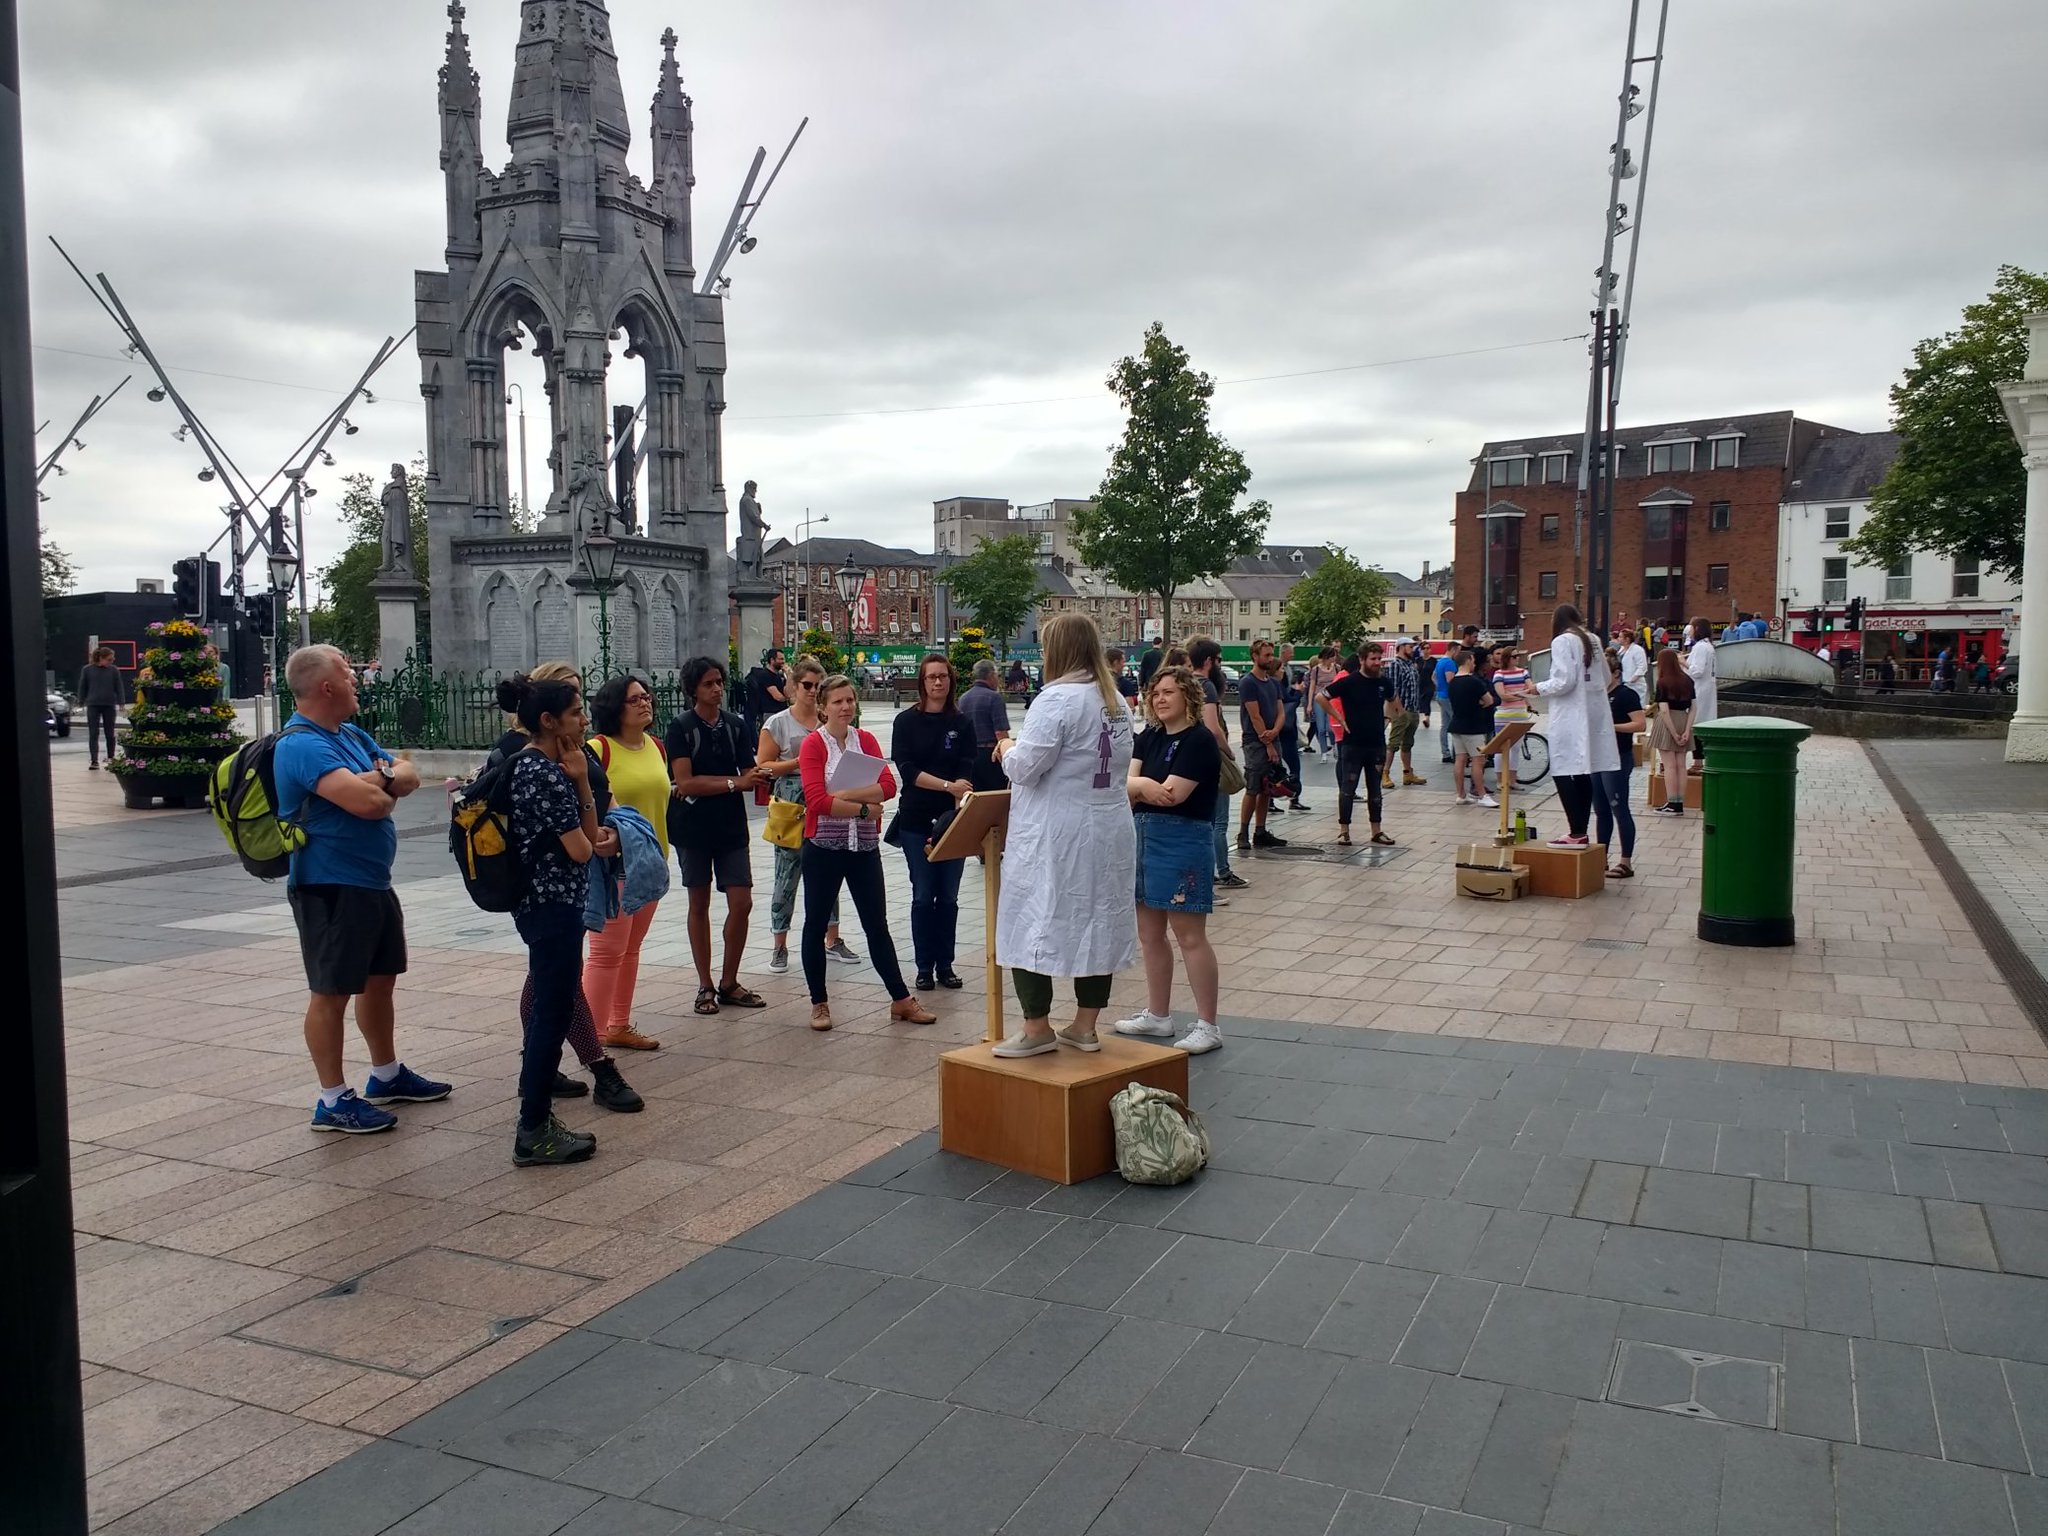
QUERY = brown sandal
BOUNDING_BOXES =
[718,982,768,1010]
[1371,831,1396,846]
[890,999,937,1026]
[693,986,720,1015]
[1336,830,1353,847]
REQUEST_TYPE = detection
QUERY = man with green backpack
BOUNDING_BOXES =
[270,644,450,1134]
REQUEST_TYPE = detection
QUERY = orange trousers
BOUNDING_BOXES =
[582,896,659,1038]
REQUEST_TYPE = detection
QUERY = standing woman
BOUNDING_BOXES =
[583,675,668,1051]
[1115,665,1224,1053]
[1597,648,1646,878]
[1532,603,1619,848]
[500,674,603,1166]
[798,677,937,1031]
[1649,649,1695,815]
[756,655,852,974]
[1684,616,1718,769]
[1305,645,1339,756]
[989,612,1138,1058]
[891,654,977,991]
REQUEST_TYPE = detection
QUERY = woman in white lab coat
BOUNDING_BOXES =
[990,612,1138,1058]
[1683,615,1718,766]
[1533,603,1619,848]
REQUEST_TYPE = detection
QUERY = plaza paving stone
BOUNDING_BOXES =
[46,727,2048,1529]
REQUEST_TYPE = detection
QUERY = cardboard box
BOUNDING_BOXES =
[1456,843,1519,870]
[1513,842,1607,899]
[1645,771,1703,810]
[1457,866,1531,902]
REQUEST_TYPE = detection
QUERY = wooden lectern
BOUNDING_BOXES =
[1481,719,1534,846]
[926,788,1187,1183]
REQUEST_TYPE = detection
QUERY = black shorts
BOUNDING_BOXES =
[288,884,408,997]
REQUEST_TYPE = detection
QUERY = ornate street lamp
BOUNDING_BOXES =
[266,533,300,716]
[834,555,866,657]
[582,532,621,680]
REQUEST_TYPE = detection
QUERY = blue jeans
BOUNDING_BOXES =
[1212,790,1235,878]
[1595,763,1636,860]
[899,832,963,973]
[1437,706,1453,760]
[513,903,585,1131]
[1279,726,1302,800]
[1311,704,1334,754]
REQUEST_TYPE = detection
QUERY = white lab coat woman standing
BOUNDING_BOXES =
[991,612,1138,1058]
[1533,604,1619,848]
[1683,616,1718,763]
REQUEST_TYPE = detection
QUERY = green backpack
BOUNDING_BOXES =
[208,724,313,879]
[1110,1082,1211,1186]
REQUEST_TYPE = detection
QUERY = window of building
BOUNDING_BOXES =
[1237,629,1249,642]
[1488,457,1529,487]
[1398,598,1407,614]
[1540,513,1560,542]
[1237,599,1249,614]
[1643,567,1679,602]
[909,570,920,590]
[1707,564,1729,593]
[1290,549,1305,562]
[1823,506,1851,539]
[1648,442,1695,474]
[1258,599,1272,615]
[1953,556,1980,599]
[887,569,899,589]
[1886,557,1913,600]
[1540,452,1569,484]
[1644,506,1672,542]
[817,568,830,588]
[1709,436,1740,469]
[1822,556,1849,604]
[1709,501,1730,531]
[1538,571,1558,600]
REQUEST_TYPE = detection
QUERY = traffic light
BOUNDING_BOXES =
[1846,596,1865,631]
[171,557,200,616]
[1805,611,1820,634]
[244,593,273,634]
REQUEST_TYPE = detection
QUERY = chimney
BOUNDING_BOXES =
[1421,560,1431,578]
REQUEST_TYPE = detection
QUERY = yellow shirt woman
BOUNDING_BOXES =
[594,734,672,856]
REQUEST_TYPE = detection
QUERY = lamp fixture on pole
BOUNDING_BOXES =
[582,532,621,679]
[834,556,866,653]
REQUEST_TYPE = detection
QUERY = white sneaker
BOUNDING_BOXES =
[1173,1020,1223,1055]
[1477,795,1499,808]
[991,1033,1057,1059]
[1454,795,1470,806]
[1113,1010,1176,1038]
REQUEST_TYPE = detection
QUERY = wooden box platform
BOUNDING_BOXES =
[1513,841,1607,899]
[1645,770,1704,810]
[939,1034,1189,1184]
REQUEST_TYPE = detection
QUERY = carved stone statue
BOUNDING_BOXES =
[736,479,769,580]
[379,464,414,576]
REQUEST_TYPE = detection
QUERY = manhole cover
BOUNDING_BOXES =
[1249,844,1408,867]
[1605,1341,1779,1428]
[1582,938,1646,952]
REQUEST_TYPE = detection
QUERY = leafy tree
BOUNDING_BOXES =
[1279,547,1392,651]
[40,529,78,596]
[318,459,430,665]
[1844,265,2048,579]
[942,534,1045,658]
[795,624,845,678]
[1070,323,1271,644]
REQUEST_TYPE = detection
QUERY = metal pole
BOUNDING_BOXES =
[33,376,127,485]
[293,481,311,648]
[1611,0,1672,393]
[518,397,529,517]
[700,147,766,296]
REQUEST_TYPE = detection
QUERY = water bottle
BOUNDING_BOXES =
[1514,810,1529,842]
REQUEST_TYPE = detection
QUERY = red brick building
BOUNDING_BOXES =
[1452,410,1853,637]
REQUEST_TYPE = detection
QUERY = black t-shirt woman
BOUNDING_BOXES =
[889,655,979,989]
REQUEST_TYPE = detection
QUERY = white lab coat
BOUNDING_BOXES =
[1620,641,1649,696]
[1533,632,1620,778]
[1685,635,1719,725]
[994,677,1138,979]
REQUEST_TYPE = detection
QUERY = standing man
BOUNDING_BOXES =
[1236,639,1288,851]
[273,644,448,1133]
[1137,633,1167,693]
[1617,627,1650,699]
[1188,638,1248,890]
[668,655,770,1014]
[745,647,787,732]
[959,657,1012,790]
[1384,639,1429,789]
[77,644,126,770]
[1276,643,1310,811]
[1431,642,1458,763]
[1107,649,1140,713]
[1324,645,1398,846]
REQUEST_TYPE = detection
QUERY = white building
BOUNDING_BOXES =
[1777,431,2018,682]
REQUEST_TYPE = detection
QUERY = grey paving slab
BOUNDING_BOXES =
[831,1283,1039,1398]
[1832,1442,2018,1536]
[1186,1339,1342,1469]
[1284,1357,1433,1492]
[215,1440,482,1536]
[1715,1426,1834,1536]
[1869,1258,1949,1348]
[1026,1316,1197,1435]
[555,1358,794,1498]
[1925,1198,2002,1271]
[726,1389,948,1536]
[1461,1285,1620,1401]
[947,1300,1114,1416]
[1328,1492,1427,1536]
[1110,1233,1283,1332]
[1634,1168,1752,1240]
[1749,1179,1811,1247]
[1380,1372,1504,1509]
[841,1406,1075,1536]
[1115,1328,1258,1451]
[1226,1248,1357,1346]
[1083,1445,1245,1536]
[1543,1400,1726,1536]
[997,1434,1146,1536]
[726,1184,911,1259]
[1852,1338,1943,1457]
[448,1341,722,1479]
[1458,1385,1575,1528]
[767,1276,938,1377]
[1391,1274,1496,1375]
[1810,1187,1935,1264]
[637,1374,871,1517]
[1926,1348,2031,1473]
[1572,1161,1644,1224]
[816,1193,996,1275]
[1587,1224,1724,1314]
[1208,1468,1347,1536]
[1804,1251,1876,1339]
[1307,1260,1436,1361]
[1317,1189,1428,1261]
[1780,1329,1857,1443]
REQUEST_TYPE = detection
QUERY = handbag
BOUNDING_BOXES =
[1217,748,1245,796]
[763,798,803,851]
[1110,1082,1210,1186]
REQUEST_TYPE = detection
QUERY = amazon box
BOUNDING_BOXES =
[1456,843,1519,871]
[1457,866,1531,902]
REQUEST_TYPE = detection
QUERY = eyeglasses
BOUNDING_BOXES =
[626,692,652,705]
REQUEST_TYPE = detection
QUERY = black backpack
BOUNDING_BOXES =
[449,752,525,912]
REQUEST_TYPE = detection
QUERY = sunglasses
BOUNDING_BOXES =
[797,680,818,690]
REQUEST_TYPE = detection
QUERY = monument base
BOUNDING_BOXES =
[373,588,420,672]
[939,1034,1188,1184]
[733,580,780,675]
[2006,714,2048,763]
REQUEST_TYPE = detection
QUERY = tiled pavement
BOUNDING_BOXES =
[50,724,2048,1528]
[217,1020,2048,1535]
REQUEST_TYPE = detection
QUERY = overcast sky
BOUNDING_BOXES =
[20,0,2046,598]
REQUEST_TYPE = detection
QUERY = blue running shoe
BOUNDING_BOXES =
[312,1090,397,1134]
[362,1065,452,1105]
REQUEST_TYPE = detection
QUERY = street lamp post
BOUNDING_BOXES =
[582,532,621,680]
[834,556,866,663]
[506,383,530,520]
[267,531,300,730]
[795,508,828,642]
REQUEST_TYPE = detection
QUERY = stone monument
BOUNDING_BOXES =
[731,477,779,673]
[411,1,729,675]
[1999,311,2048,762]
[370,462,424,670]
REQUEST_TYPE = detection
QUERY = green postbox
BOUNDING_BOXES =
[1693,716,1811,947]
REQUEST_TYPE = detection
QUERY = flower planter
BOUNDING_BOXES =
[142,684,219,707]
[119,770,212,810]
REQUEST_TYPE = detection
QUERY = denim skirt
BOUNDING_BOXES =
[1134,810,1215,914]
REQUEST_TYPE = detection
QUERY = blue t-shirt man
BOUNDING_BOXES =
[1433,652,1458,701]
[274,715,400,889]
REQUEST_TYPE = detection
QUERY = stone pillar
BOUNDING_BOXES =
[1999,311,2048,762]
[371,574,423,674]
[733,580,779,684]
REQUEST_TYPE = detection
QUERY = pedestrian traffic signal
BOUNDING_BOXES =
[1846,596,1865,631]
[1820,611,1833,633]
[244,594,273,633]
[171,557,201,616]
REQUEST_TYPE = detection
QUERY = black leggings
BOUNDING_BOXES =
[1334,737,1384,828]
[1555,773,1595,838]
[800,840,910,1004]
[88,704,117,761]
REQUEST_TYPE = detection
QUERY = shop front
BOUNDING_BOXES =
[1853,611,2009,687]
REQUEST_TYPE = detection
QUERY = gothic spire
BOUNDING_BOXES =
[438,1,479,114]
[649,24,695,276]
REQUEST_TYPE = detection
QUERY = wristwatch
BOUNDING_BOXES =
[726,776,737,794]
[377,762,398,796]
[857,803,871,820]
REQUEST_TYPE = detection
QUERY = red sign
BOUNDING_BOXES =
[852,575,877,636]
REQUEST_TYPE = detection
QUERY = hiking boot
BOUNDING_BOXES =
[513,1114,597,1166]
[590,1058,643,1114]
[311,1091,397,1135]
[551,1070,589,1098]
[1402,773,1427,786]
[1252,829,1287,849]
[361,1064,452,1105]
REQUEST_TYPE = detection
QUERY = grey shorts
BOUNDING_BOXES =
[678,842,753,891]
[1241,735,1273,790]
[1452,732,1490,758]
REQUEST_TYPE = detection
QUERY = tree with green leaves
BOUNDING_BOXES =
[1844,265,2048,580]
[318,460,430,663]
[1070,323,1271,643]
[795,625,845,678]
[1278,547,1392,651]
[40,529,78,596]
[942,534,1045,658]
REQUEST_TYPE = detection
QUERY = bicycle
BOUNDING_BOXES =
[1492,730,1550,789]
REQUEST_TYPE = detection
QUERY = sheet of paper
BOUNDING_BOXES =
[826,748,886,792]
